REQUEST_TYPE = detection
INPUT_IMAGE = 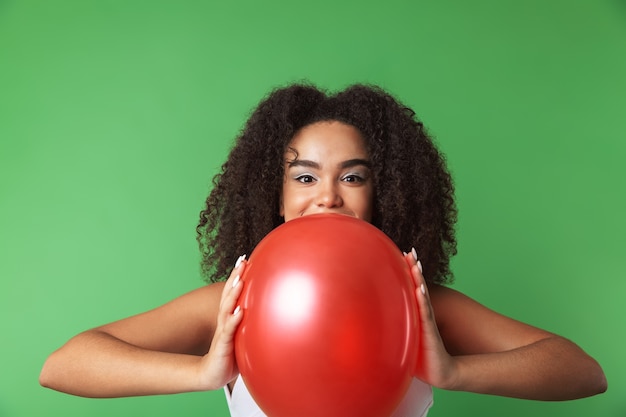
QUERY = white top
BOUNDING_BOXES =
[224,376,433,417]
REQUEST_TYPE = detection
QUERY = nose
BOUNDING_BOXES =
[316,181,343,209]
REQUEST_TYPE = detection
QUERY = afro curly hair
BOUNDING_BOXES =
[197,83,457,285]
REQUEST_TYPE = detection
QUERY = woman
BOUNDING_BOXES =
[40,84,607,416]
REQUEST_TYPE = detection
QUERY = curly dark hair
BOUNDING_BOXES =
[197,83,457,285]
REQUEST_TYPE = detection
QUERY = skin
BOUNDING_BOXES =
[39,121,607,401]
[280,121,374,222]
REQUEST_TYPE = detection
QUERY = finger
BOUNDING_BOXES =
[222,275,244,314]
[221,304,245,339]
[404,247,425,289]
[403,251,414,273]
[405,248,434,323]
[217,255,247,324]
[225,254,247,285]
[412,263,437,329]
[221,254,247,299]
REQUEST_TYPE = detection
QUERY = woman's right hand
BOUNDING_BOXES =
[198,255,247,390]
[40,255,248,397]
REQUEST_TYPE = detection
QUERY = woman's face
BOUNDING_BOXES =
[281,121,374,222]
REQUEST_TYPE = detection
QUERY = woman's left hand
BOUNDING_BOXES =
[404,249,458,389]
[403,248,607,399]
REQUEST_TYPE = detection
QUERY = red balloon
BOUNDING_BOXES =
[235,214,419,417]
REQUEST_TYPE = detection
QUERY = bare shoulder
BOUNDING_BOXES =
[427,284,554,355]
[95,281,227,356]
[428,284,478,320]
[162,281,226,312]
[427,284,479,331]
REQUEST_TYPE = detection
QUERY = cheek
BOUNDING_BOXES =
[280,187,300,220]
[354,188,375,221]
[280,179,294,217]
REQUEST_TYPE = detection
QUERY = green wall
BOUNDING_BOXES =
[1,1,624,416]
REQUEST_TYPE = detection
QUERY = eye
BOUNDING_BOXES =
[342,173,366,183]
[295,174,316,184]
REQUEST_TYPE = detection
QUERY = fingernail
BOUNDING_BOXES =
[234,254,246,269]
[233,305,241,315]
[420,284,426,295]
[417,260,423,274]
[411,247,418,262]
[232,275,240,288]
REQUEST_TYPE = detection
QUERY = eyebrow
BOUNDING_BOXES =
[287,158,372,170]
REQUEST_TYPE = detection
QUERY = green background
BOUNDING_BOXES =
[1,1,624,416]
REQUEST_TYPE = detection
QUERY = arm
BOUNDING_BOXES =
[39,260,246,398]
[405,253,607,400]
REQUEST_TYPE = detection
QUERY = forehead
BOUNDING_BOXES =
[286,121,368,159]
